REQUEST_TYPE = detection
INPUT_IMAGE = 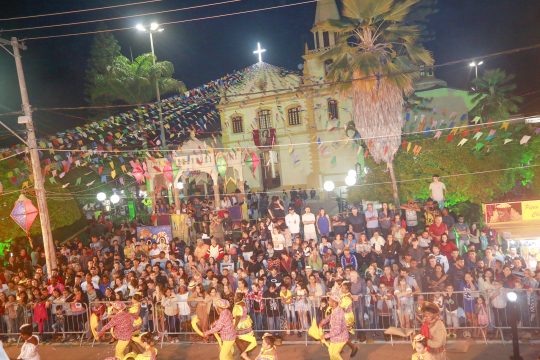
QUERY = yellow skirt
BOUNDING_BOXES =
[344,312,355,334]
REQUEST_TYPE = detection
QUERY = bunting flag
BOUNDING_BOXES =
[474,142,485,151]
[503,139,513,145]
[457,138,468,146]
[520,135,531,145]
[473,132,483,141]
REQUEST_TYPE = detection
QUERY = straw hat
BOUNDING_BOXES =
[421,301,440,314]
[112,301,126,311]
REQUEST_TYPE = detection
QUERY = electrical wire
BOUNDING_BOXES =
[33,115,538,154]
[16,42,540,115]
[21,0,319,41]
[2,0,243,33]
[34,163,540,200]
[0,0,164,21]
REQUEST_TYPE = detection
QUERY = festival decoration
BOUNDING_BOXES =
[10,194,39,246]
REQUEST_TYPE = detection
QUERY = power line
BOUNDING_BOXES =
[21,0,319,41]
[34,163,540,200]
[19,42,540,114]
[0,0,164,22]
[2,0,243,33]
[34,115,538,154]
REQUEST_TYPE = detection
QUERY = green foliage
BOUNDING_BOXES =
[0,157,83,244]
[469,69,522,122]
[349,127,540,209]
[92,53,186,105]
[85,30,122,106]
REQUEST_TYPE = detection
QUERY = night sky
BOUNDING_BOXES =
[1,0,540,146]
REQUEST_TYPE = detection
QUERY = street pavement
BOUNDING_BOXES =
[3,342,539,360]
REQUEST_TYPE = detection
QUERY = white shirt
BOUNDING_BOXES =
[18,336,40,360]
[370,235,386,252]
[285,212,301,234]
[302,213,316,233]
[429,181,446,201]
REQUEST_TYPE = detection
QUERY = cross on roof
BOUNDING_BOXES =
[253,42,266,63]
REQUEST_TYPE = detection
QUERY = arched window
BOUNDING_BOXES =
[287,106,301,126]
[231,115,243,133]
[257,109,272,129]
[328,99,339,120]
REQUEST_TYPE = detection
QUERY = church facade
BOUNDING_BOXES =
[217,0,472,193]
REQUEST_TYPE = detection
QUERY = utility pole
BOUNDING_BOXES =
[1,37,57,275]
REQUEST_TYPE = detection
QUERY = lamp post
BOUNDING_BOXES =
[506,291,522,360]
[136,22,166,148]
[469,60,484,79]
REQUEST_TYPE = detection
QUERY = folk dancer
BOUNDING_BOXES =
[420,302,447,360]
[98,301,137,360]
[340,281,359,357]
[203,299,237,360]
[411,334,434,360]
[233,293,258,360]
[255,333,278,360]
[17,324,41,360]
[320,294,349,360]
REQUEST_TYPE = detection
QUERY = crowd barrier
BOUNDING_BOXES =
[1,289,536,347]
[0,301,90,346]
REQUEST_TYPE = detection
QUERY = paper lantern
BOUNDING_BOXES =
[10,194,39,234]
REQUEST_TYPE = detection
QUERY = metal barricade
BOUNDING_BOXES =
[0,301,90,346]
[89,300,156,347]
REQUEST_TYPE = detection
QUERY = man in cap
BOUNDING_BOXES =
[420,302,447,360]
[320,294,349,360]
[203,299,237,360]
[97,301,137,360]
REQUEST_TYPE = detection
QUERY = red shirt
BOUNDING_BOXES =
[428,223,448,242]
[439,241,458,258]
[379,275,395,290]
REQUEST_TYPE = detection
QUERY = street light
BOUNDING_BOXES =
[96,192,107,202]
[175,181,184,190]
[345,175,356,186]
[323,180,335,192]
[110,194,120,204]
[506,291,522,360]
[135,22,166,148]
[469,60,484,79]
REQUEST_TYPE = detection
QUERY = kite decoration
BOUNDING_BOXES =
[10,194,39,248]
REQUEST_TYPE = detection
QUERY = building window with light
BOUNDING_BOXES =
[257,109,272,129]
[287,106,301,126]
[328,99,339,120]
[231,115,243,134]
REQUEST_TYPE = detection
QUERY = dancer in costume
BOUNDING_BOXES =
[98,302,137,360]
[411,334,434,360]
[255,333,278,360]
[320,294,348,360]
[233,293,258,360]
[420,302,447,360]
[16,324,40,360]
[203,299,237,360]
[122,332,158,360]
[340,281,358,357]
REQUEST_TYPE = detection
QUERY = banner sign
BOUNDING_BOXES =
[483,199,540,224]
[136,225,172,244]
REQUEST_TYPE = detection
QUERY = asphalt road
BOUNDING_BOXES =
[2,342,540,360]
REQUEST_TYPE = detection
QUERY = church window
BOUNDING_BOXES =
[323,32,330,47]
[315,32,320,49]
[257,109,272,129]
[287,106,301,126]
[231,115,243,133]
[328,99,339,120]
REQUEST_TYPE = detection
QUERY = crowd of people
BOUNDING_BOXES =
[1,183,539,355]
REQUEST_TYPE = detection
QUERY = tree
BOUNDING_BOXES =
[469,68,522,122]
[321,0,433,207]
[92,53,185,104]
[85,29,122,107]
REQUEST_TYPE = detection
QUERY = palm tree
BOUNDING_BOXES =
[469,68,522,122]
[321,0,433,207]
[93,53,185,148]
[93,53,185,104]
